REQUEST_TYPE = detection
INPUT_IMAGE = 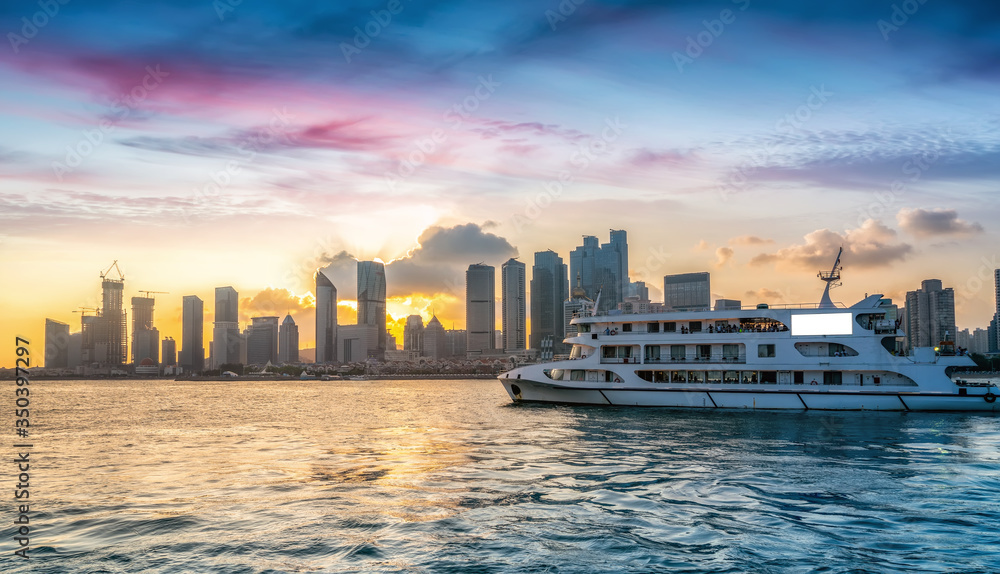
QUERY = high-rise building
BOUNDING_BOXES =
[423,315,446,359]
[131,296,159,364]
[445,329,467,358]
[626,280,649,302]
[664,272,711,311]
[98,271,127,365]
[161,337,177,366]
[212,286,242,368]
[501,258,526,353]
[45,318,70,368]
[530,251,568,353]
[338,324,379,363]
[972,327,989,354]
[315,270,338,363]
[570,231,629,313]
[246,316,279,365]
[995,269,1000,352]
[466,264,495,354]
[357,261,387,360]
[904,279,956,351]
[279,314,299,364]
[404,315,424,354]
[180,295,205,373]
[569,236,599,299]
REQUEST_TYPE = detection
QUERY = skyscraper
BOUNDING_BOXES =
[279,314,299,364]
[530,250,568,353]
[315,270,338,363]
[212,286,241,368]
[161,337,177,366]
[501,258,526,353]
[357,261,387,360]
[570,231,629,313]
[180,295,204,373]
[404,315,424,354]
[664,272,711,311]
[246,316,279,365]
[466,263,495,354]
[45,318,70,368]
[131,296,159,364]
[97,270,127,365]
[995,269,1000,352]
[569,236,599,299]
[423,315,446,359]
[904,279,956,351]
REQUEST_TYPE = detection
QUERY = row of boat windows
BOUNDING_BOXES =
[599,343,858,360]
[579,318,788,334]
[545,368,917,386]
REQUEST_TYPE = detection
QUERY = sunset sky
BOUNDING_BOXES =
[2,0,999,367]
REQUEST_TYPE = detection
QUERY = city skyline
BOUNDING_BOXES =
[3,1,1000,367]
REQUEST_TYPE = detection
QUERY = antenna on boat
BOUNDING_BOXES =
[817,246,843,309]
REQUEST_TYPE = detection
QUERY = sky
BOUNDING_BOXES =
[2,0,999,367]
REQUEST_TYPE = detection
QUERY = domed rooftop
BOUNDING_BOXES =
[139,357,155,366]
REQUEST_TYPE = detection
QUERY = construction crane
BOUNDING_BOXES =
[73,307,101,316]
[138,290,169,299]
[100,260,124,281]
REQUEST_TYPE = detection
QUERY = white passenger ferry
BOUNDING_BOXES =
[499,251,999,411]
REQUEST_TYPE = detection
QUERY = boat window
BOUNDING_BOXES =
[758,344,776,358]
[689,321,702,333]
[570,370,586,381]
[602,346,616,358]
[664,322,676,333]
[723,370,739,383]
[706,370,722,384]
[579,324,591,333]
[622,323,633,332]
[723,344,740,360]
[637,370,654,382]
[655,370,669,382]
[645,345,661,361]
[569,345,583,359]
[793,371,804,384]
[697,344,711,360]
[688,370,705,383]
[742,371,758,383]
[823,371,843,385]
[545,369,564,380]
[647,322,659,333]
[671,345,686,360]
[671,370,686,382]
[760,371,778,384]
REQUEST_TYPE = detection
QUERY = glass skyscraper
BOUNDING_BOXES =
[357,261,387,360]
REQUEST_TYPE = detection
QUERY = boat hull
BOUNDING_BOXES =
[499,379,1000,412]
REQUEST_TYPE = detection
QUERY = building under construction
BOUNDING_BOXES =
[90,261,128,366]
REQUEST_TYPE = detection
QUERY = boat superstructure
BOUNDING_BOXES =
[499,252,998,411]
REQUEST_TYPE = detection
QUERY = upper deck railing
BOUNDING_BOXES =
[577,301,848,319]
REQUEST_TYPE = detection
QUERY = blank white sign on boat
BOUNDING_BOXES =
[791,313,853,336]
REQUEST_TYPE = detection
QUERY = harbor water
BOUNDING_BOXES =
[5,379,1000,573]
